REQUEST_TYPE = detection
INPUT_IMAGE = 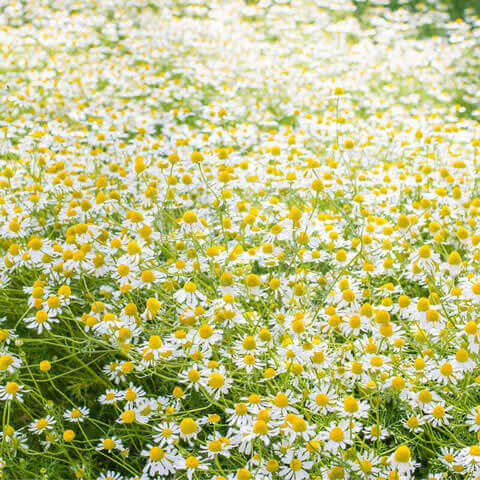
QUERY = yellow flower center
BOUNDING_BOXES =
[456,349,469,362]
[183,210,198,224]
[208,440,222,452]
[188,369,200,382]
[5,382,19,394]
[235,403,248,415]
[185,456,199,469]
[36,418,48,430]
[180,418,197,435]
[198,324,213,339]
[418,245,431,259]
[242,336,256,350]
[290,459,302,471]
[465,321,478,335]
[274,393,289,408]
[184,281,197,293]
[342,289,355,302]
[370,356,383,367]
[266,460,279,472]
[243,354,255,365]
[329,427,344,442]
[149,446,165,461]
[237,469,251,480]
[432,405,445,418]
[406,416,419,429]
[117,264,130,277]
[120,410,135,424]
[148,335,162,349]
[418,390,432,403]
[103,438,115,450]
[394,446,411,463]
[315,393,329,406]
[253,420,268,435]
[344,396,358,413]
[470,446,480,456]
[35,310,48,324]
[125,389,137,401]
[292,417,307,432]
[208,373,225,389]
[440,363,453,377]
[359,460,372,473]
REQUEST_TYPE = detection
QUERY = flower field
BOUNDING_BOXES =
[0,0,480,479]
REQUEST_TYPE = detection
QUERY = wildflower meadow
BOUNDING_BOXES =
[0,0,480,479]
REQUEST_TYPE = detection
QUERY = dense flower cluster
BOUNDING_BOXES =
[0,0,480,479]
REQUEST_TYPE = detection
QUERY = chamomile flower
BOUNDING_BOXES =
[226,402,251,427]
[279,450,314,480]
[0,382,25,402]
[341,395,370,419]
[64,406,90,423]
[24,309,59,334]
[96,471,123,480]
[141,445,181,477]
[428,361,458,385]
[97,437,125,453]
[461,445,480,469]
[179,417,201,443]
[424,404,452,427]
[284,415,316,442]
[404,415,426,433]
[235,352,266,373]
[174,281,206,306]
[178,366,203,391]
[1,3,480,479]
[178,455,209,480]
[29,416,56,435]
[153,421,180,447]
[201,432,233,459]
[307,386,338,414]
[389,445,416,475]
[363,424,389,441]
[466,407,480,432]
[203,368,233,399]
[98,389,121,405]
[121,384,146,407]
[270,390,299,416]
[439,446,467,473]
[233,415,280,454]
[351,451,382,478]
[319,420,353,453]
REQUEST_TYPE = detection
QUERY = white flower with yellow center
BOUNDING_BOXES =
[389,445,416,475]
[141,444,182,477]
